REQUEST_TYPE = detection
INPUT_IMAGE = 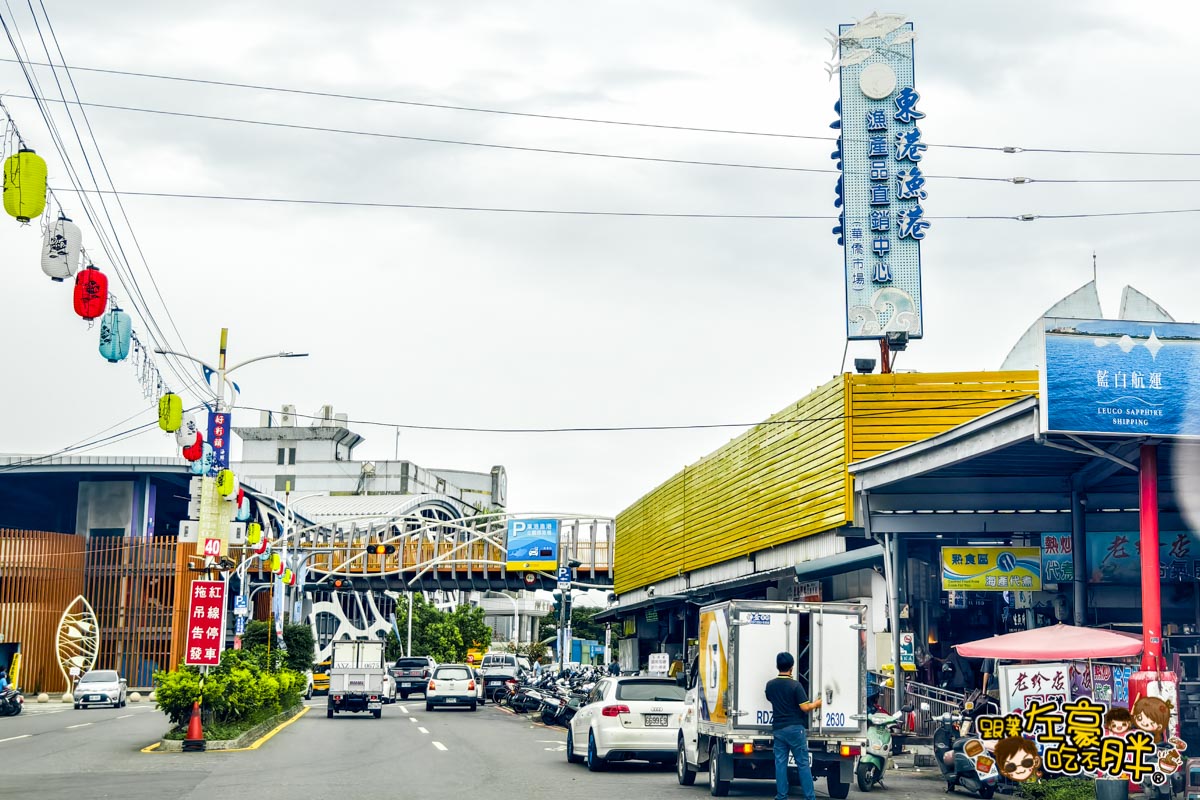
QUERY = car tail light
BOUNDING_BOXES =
[601,704,631,717]
[468,680,475,690]
[427,680,436,691]
[840,745,861,757]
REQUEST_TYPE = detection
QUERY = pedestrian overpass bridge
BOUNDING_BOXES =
[245,510,615,592]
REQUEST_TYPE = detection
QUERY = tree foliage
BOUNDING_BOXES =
[382,594,492,663]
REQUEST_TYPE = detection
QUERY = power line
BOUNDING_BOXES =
[0,8,206,400]
[235,396,1022,434]
[9,94,1199,186]
[3,55,1198,159]
[56,188,1200,221]
[30,0,204,390]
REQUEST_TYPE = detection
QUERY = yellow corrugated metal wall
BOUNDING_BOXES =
[614,370,1038,594]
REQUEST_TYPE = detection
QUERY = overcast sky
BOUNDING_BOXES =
[1,1,1197,516]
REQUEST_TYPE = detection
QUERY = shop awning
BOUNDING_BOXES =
[954,624,1143,660]
[794,544,884,580]
[593,594,689,625]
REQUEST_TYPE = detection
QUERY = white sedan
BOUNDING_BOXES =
[425,664,479,712]
[566,676,686,771]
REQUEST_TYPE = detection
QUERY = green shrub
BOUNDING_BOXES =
[1018,777,1097,800]
[154,645,304,734]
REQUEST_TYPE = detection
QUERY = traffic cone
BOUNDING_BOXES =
[182,701,206,752]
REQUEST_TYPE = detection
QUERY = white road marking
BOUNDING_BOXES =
[117,714,135,719]
[409,717,418,723]
[66,723,92,729]
[432,741,447,751]
[398,706,408,714]
[418,727,429,734]
[0,735,31,743]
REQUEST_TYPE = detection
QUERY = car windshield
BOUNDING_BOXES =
[394,658,430,668]
[436,667,471,680]
[81,671,118,683]
[482,656,513,667]
[615,681,685,702]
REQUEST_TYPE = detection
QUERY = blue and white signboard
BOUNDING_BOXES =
[234,595,248,617]
[235,615,246,636]
[1041,317,1200,438]
[557,565,572,590]
[830,13,927,340]
[505,518,559,571]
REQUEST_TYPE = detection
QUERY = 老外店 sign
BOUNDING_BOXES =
[505,518,559,571]
[941,547,1042,591]
[1041,317,1200,438]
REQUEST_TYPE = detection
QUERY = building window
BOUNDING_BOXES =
[277,448,285,465]
[288,447,297,465]
[275,475,295,492]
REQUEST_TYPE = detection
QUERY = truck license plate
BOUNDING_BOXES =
[787,753,813,768]
[644,714,668,727]
[369,702,381,709]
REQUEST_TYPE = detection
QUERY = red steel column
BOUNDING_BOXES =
[1139,444,1163,671]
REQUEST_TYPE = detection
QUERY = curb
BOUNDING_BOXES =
[146,705,308,753]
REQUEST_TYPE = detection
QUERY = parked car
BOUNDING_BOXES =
[426,664,478,712]
[304,669,314,700]
[566,676,686,771]
[391,656,436,700]
[73,670,127,709]
[479,652,521,700]
[472,667,487,705]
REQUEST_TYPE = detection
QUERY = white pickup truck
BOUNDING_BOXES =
[676,600,868,798]
[327,639,387,720]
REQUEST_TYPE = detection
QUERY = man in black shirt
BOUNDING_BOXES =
[765,652,822,800]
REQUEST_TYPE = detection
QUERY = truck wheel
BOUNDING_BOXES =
[708,741,730,797]
[326,707,334,719]
[827,774,851,800]
[373,709,382,719]
[677,737,697,785]
[857,761,878,792]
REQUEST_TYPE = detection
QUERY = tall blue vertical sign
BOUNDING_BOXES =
[830,15,928,340]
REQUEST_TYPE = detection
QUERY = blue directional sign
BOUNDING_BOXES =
[557,565,572,590]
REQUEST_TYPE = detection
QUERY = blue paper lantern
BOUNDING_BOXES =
[189,443,214,475]
[97,308,131,363]
[236,496,251,522]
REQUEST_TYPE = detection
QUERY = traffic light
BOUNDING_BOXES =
[330,578,356,591]
[366,544,396,556]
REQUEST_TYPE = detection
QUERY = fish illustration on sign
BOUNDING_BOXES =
[889,29,917,46]
[824,48,874,80]
[841,12,908,42]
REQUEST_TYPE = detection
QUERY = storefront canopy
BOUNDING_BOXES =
[954,624,1143,660]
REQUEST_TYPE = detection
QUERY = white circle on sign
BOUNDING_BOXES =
[860,63,896,100]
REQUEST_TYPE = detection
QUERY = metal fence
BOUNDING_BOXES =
[875,675,965,736]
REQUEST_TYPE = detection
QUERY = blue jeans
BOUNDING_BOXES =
[774,724,815,800]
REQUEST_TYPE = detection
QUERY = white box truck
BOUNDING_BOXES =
[676,600,868,798]
[327,639,386,719]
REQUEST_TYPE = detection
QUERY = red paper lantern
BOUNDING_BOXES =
[182,432,203,461]
[73,265,108,320]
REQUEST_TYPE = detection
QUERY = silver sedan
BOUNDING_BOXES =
[73,670,127,709]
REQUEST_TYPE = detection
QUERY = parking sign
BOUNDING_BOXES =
[557,565,571,590]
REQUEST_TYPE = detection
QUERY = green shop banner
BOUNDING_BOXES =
[1087,530,1200,584]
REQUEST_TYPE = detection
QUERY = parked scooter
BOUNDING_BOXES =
[0,687,23,716]
[933,712,998,798]
[856,705,912,791]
